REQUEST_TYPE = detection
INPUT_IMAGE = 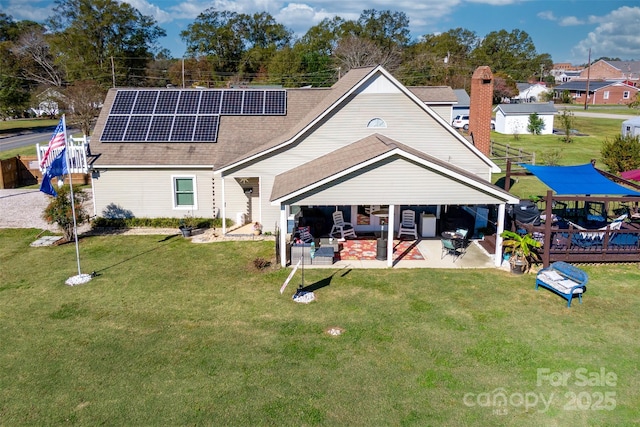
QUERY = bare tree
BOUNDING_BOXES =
[62,80,105,136]
[333,35,401,73]
[12,29,64,87]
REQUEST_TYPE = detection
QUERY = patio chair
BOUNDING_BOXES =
[441,238,461,261]
[330,211,357,241]
[295,226,314,244]
[397,210,418,239]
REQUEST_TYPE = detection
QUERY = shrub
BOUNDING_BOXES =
[527,113,545,135]
[600,133,640,174]
[42,185,89,241]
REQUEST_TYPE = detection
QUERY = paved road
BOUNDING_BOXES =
[0,127,80,152]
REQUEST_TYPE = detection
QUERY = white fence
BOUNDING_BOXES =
[36,136,89,174]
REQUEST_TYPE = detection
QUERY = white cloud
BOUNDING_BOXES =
[123,0,173,23]
[537,11,556,21]
[559,16,584,26]
[573,6,640,60]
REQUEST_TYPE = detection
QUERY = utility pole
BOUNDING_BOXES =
[584,48,591,110]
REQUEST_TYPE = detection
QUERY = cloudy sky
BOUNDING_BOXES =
[7,0,640,64]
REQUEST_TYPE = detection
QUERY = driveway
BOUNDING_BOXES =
[0,188,92,231]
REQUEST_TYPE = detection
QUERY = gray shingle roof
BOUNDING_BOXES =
[494,103,558,115]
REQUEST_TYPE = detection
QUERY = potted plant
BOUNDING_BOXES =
[500,230,541,274]
[252,221,262,236]
[179,213,196,237]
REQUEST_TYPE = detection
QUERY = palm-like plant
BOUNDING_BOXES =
[500,230,541,272]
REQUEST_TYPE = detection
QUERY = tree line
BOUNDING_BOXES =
[0,0,555,126]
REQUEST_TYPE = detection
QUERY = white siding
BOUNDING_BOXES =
[286,157,506,206]
[224,91,497,232]
[92,169,214,218]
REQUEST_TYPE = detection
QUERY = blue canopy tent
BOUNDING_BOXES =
[520,163,640,196]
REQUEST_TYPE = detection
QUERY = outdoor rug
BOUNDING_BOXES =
[337,237,424,261]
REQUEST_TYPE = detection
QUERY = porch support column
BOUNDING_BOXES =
[494,203,506,267]
[279,205,288,267]
[387,205,395,267]
[221,176,227,235]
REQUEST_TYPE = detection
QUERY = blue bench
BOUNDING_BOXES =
[535,261,588,308]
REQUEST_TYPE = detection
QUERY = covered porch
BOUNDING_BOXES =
[269,136,519,267]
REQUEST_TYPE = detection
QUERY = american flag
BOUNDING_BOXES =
[40,118,67,168]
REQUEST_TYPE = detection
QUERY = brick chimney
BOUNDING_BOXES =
[468,66,494,157]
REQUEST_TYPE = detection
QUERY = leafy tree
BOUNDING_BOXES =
[0,13,42,117]
[557,110,575,143]
[47,0,166,87]
[42,185,89,242]
[400,28,478,87]
[527,113,545,135]
[471,29,543,81]
[182,9,292,77]
[356,9,410,48]
[601,134,640,174]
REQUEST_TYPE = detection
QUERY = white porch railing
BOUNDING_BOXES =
[36,136,89,174]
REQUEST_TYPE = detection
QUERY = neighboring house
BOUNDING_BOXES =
[452,88,470,117]
[89,65,518,266]
[577,60,640,85]
[553,81,640,105]
[30,88,62,117]
[407,86,458,124]
[550,63,583,84]
[622,117,640,138]
[493,103,557,135]
[514,83,549,103]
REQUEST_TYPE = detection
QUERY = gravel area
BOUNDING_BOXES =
[0,188,92,232]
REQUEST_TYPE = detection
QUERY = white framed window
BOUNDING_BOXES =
[367,118,387,128]
[603,91,609,100]
[172,175,198,210]
[623,91,630,99]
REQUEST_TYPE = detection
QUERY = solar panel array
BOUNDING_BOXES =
[101,89,287,143]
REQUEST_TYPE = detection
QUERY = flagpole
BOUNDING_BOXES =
[62,115,82,276]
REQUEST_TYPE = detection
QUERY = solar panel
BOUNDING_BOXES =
[101,116,129,141]
[102,88,287,143]
[177,91,201,114]
[155,91,179,114]
[199,91,221,114]
[124,115,152,140]
[110,91,136,114]
[193,116,219,142]
[131,91,157,114]
[265,90,286,115]
[170,115,197,141]
[147,116,173,141]
[221,90,243,114]
[243,90,264,114]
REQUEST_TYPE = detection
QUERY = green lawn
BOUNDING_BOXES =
[1,229,638,426]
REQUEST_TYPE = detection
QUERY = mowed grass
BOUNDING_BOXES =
[1,229,639,426]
